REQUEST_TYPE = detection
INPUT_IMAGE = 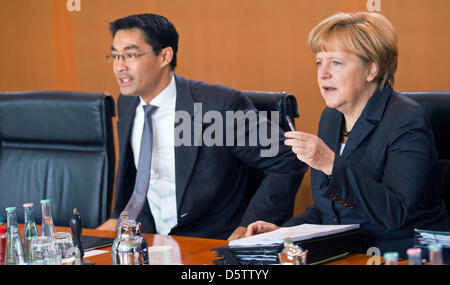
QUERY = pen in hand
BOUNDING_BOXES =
[285,115,296,132]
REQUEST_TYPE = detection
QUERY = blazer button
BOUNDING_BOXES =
[334,216,339,223]
[329,194,337,200]
[348,203,354,209]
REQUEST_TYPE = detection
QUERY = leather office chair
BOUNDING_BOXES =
[241,91,300,216]
[242,91,299,132]
[0,91,116,228]
[399,91,450,214]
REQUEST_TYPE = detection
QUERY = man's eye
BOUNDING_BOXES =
[316,61,322,66]
[112,54,121,60]
[126,53,138,59]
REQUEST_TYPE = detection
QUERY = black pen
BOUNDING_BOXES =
[285,115,296,132]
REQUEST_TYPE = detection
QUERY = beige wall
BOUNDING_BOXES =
[1,0,449,216]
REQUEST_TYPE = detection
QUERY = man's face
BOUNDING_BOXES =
[111,28,163,98]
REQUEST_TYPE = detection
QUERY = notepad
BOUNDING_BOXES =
[229,223,359,248]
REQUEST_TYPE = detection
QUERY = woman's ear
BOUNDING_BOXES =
[366,62,378,83]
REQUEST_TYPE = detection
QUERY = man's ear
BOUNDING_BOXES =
[366,62,378,83]
[160,47,174,68]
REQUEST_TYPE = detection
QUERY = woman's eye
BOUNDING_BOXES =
[332,60,342,65]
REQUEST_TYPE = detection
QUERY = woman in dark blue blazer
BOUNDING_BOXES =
[246,12,450,256]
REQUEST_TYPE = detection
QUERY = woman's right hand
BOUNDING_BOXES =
[245,220,280,237]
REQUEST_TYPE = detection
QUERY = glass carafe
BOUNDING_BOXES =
[112,219,149,265]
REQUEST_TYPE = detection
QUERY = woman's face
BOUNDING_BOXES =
[315,45,377,115]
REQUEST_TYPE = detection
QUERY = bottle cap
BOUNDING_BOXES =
[407,248,422,256]
[0,226,6,234]
[383,252,398,259]
[40,199,51,204]
[5,207,16,212]
[23,203,34,207]
[428,244,442,251]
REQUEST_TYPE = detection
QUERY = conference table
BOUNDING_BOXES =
[16,224,384,265]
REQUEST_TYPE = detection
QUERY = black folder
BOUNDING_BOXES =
[80,235,115,251]
[212,229,364,265]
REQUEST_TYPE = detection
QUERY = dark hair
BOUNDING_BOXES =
[110,14,179,70]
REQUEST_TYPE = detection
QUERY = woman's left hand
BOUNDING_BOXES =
[284,131,335,176]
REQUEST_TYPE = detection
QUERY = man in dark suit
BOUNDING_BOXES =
[97,13,307,240]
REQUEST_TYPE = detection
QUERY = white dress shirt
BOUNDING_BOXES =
[339,143,346,155]
[131,75,177,235]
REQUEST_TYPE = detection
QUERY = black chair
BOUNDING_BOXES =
[241,91,300,215]
[242,91,299,132]
[399,91,450,214]
[0,91,116,228]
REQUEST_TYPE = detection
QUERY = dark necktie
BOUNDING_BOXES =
[125,104,158,220]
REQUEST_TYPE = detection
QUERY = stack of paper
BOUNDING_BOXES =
[415,229,450,248]
[213,223,362,265]
[229,223,360,248]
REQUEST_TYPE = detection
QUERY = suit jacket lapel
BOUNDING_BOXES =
[341,88,392,159]
[174,75,199,212]
[318,109,342,187]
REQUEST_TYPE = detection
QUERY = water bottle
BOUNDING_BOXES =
[406,248,422,265]
[0,217,6,265]
[40,199,56,237]
[383,252,399,265]
[428,244,443,265]
[23,203,39,263]
[4,207,26,265]
[278,238,308,265]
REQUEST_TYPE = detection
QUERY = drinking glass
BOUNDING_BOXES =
[30,236,62,265]
[53,232,74,264]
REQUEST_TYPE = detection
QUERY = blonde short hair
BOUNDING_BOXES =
[308,12,398,90]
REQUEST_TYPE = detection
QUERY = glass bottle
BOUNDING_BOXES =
[383,252,399,265]
[4,207,26,265]
[40,199,56,237]
[428,244,443,265]
[278,238,308,265]
[0,218,6,265]
[406,248,422,265]
[23,203,39,263]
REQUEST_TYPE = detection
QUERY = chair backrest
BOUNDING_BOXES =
[240,91,300,207]
[241,91,299,132]
[0,91,116,228]
[398,91,450,212]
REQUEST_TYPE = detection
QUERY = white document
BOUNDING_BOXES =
[229,223,359,248]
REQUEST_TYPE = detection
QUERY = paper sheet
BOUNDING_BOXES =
[84,249,109,257]
[229,223,359,248]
